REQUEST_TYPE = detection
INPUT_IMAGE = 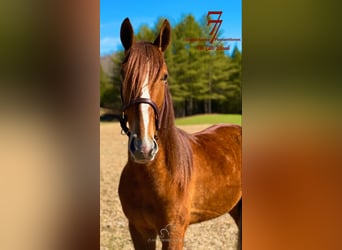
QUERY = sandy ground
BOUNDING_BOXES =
[100,122,238,250]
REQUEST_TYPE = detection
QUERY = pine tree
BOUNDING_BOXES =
[135,24,155,42]
[102,15,242,115]
[109,51,125,111]
[226,46,242,113]
[170,14,208,115]
[100,65,110,107]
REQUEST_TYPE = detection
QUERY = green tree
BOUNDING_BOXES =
[109,51,125,111]
[100,65,112,107]
[104,15,242,115]
[100,65,108,99]
[199,14,242,114]
[100,52,123,110]
[135,24,155,42]
[170,14,209,116]
[225,46,242,113]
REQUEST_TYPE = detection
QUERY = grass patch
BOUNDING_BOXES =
[175,114,241,126]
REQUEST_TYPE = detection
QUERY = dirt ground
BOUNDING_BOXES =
[100,122,238,250]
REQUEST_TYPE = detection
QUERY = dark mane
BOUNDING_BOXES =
[121,42,164,103]
[159,85,193,190]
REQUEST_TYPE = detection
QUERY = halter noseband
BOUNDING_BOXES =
[119,98,161,138]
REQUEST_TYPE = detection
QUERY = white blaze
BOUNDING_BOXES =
[140,73,150,139]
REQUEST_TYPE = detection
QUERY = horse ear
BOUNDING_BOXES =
[153,19,171,52]
[120,18,134,51]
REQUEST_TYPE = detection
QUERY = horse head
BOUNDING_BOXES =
[120,18,171,164]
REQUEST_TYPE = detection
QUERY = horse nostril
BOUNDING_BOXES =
[130,136,149,153]
[129,135,138,152]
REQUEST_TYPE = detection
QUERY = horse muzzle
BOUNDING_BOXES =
[129,134,159,164]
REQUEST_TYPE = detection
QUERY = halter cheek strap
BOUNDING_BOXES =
[119,98,161,139]
[120,113,130,136]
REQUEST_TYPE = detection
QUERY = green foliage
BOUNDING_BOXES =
[100,52,124,110]
[100,65,113,107]
[100,15,242,115]
[110,51,125,110]
[136,24,155,42]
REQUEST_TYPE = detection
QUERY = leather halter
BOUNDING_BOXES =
[119,98,161,138]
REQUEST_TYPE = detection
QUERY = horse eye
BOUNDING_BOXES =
[161,73,168,82]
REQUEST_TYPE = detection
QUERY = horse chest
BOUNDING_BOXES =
[119,166,173,226]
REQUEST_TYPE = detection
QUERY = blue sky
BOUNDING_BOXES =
[100,0,242,55]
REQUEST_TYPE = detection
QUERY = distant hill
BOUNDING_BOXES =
[100,54,115,77]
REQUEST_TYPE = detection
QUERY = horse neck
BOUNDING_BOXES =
[154,90,193,190]
[157,87,179,149]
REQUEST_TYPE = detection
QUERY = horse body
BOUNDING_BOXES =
[189,124,241,223]
[119,124,241,249]
[118,18,242,250]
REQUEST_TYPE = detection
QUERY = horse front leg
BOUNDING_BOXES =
[129,222,157,250]
[159,223,187,250]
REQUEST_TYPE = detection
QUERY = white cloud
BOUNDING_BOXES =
[100,37,122,55]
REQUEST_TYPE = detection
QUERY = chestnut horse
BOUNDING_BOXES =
[118,18,242,250]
